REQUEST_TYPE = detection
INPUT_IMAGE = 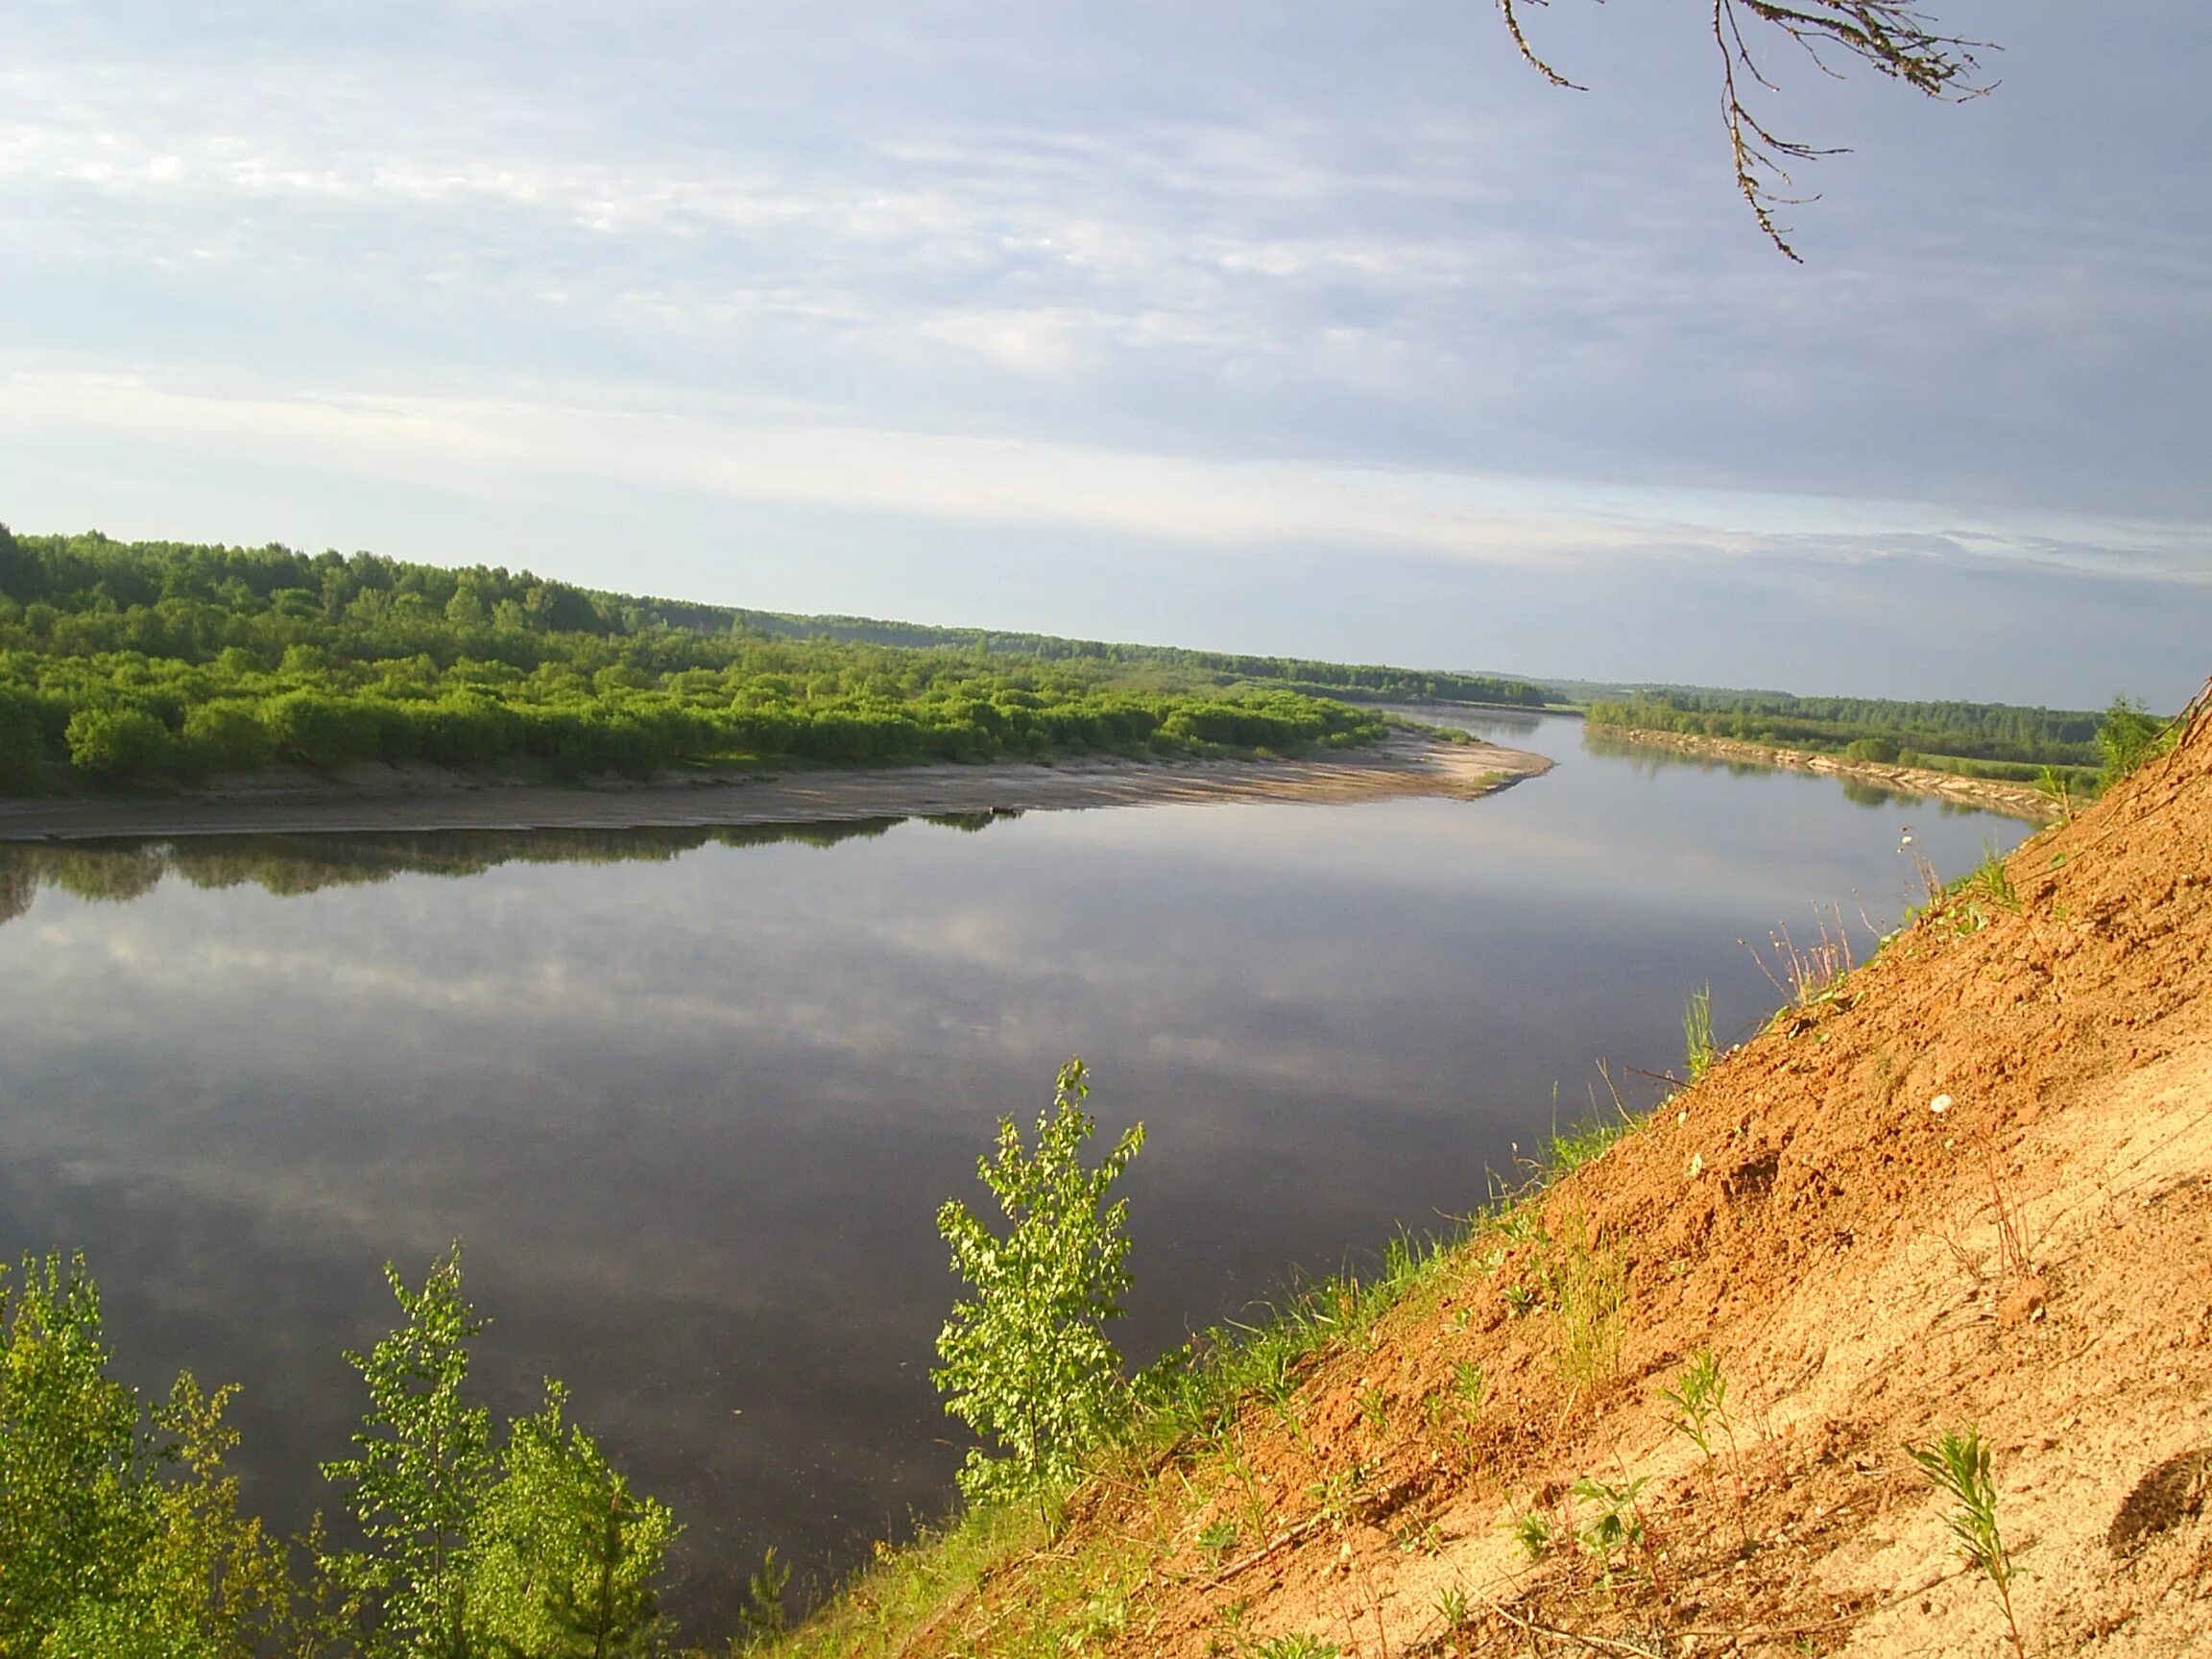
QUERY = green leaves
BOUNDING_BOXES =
[320,1247,677,1659]
[0,1248,676,1659]
[321,1249,494,1659]
[468,1382,676,1659]
[0,1257,279,1659]
[0,1255,152,1649]
[2098,694,2170,787]
[933,1059,1146,1505]
[1908,1424,2028,1658]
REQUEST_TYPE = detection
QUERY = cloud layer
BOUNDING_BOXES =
[2,0,2206,701]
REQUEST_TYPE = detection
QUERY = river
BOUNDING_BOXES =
[0,711,2024,1629]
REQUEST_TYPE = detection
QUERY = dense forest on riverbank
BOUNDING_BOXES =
[0,528,1456,790]
[1583,686,2120,781]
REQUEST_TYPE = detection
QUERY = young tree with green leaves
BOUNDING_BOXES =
[933,1059,1146,1505]
[2098,694,2169,786]
[467,1382,676,1659]
[320,1247,677,1659]
[0,1255,284,1659]
[320,1249,495,1659]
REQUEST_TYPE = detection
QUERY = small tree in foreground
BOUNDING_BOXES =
[2098,694,2168,787]
[934,1059,1146,1505]
[321,1247,676,1659]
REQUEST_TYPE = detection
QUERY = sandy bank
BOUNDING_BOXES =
[1588,722,2059,822]
[0,729,1551,842]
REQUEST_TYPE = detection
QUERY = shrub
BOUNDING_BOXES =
[0,690,46,789]
[181,703,275,773]
[64,707,174,780]
[263,691,375,768]
[1844,735,1900,763]
[934,1059,1146,1504]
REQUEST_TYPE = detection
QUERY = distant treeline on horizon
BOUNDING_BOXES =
[0,527,1564,791]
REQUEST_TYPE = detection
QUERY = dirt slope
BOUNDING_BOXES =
[902,686,2212,1659]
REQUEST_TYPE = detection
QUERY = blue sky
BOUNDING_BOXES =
[2,0,2206,707]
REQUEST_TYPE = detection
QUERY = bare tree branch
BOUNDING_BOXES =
[1499,1,1992,258]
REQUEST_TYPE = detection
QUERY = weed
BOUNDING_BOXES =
[1502,1282,1540,1318]
[1660,1348,1729,1457]
[933,1058,1145,1505]
[1907,1426,2026,1659]
[1357,1384,1389,1437]
[1682,982,1716,1083]
[1435,1583,1470,1629]
[1571,1476,1648,1583]
[1214,1598,1253,1651]
[2035,764,2077,822]
[1217,1433,1273,1546]
[1986,1145,2033,1287]
[1070,1587,1130,1645]
[1196,1519,1238,1569]
[1304,1460,1371,1527]
[1955,842,2021,914]
[1510,1508,1553,1562]
[1452,1360,1488,1416]
[1251,1637,1339,1659]
[1743,903,1858,1007]
[739,1546,793,1643]
[2099,693,2171,786]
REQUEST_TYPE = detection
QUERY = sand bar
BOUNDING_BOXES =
[0,730,1551,842]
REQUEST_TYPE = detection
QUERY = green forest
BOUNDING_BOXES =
[0,528,1551,795]
[1582,687,2116,779]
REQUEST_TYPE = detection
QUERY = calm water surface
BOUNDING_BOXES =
[0,714,2021,1627]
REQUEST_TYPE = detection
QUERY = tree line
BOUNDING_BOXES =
[0,528,1396,791]
[1583,689,2112,769]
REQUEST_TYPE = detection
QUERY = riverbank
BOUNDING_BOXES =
[763,691,2212,1659]
[0,728,1549,841]
[1587,723,2059,822]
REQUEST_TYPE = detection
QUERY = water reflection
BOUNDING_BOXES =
[0,727,2022,1632]
[0,818,949,919]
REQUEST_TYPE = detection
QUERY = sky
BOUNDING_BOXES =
[2,0,2207,709]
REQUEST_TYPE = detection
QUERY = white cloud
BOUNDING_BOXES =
[5,362,2204,587]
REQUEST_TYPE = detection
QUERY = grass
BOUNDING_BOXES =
[1546,1209,1630,1394]
[1682,983,1716,1083]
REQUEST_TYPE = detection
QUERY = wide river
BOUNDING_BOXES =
[0,712,2025,1629]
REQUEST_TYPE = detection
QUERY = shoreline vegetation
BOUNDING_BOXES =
[1583,723,2059,822]
[0,527,1557,809]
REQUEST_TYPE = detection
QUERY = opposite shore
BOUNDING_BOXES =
[1585,721,2060,822]
[0,727,1550,841]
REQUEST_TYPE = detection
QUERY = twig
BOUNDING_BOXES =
[1201,1513,1332,1587]
[1482,1599,1666,1657]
